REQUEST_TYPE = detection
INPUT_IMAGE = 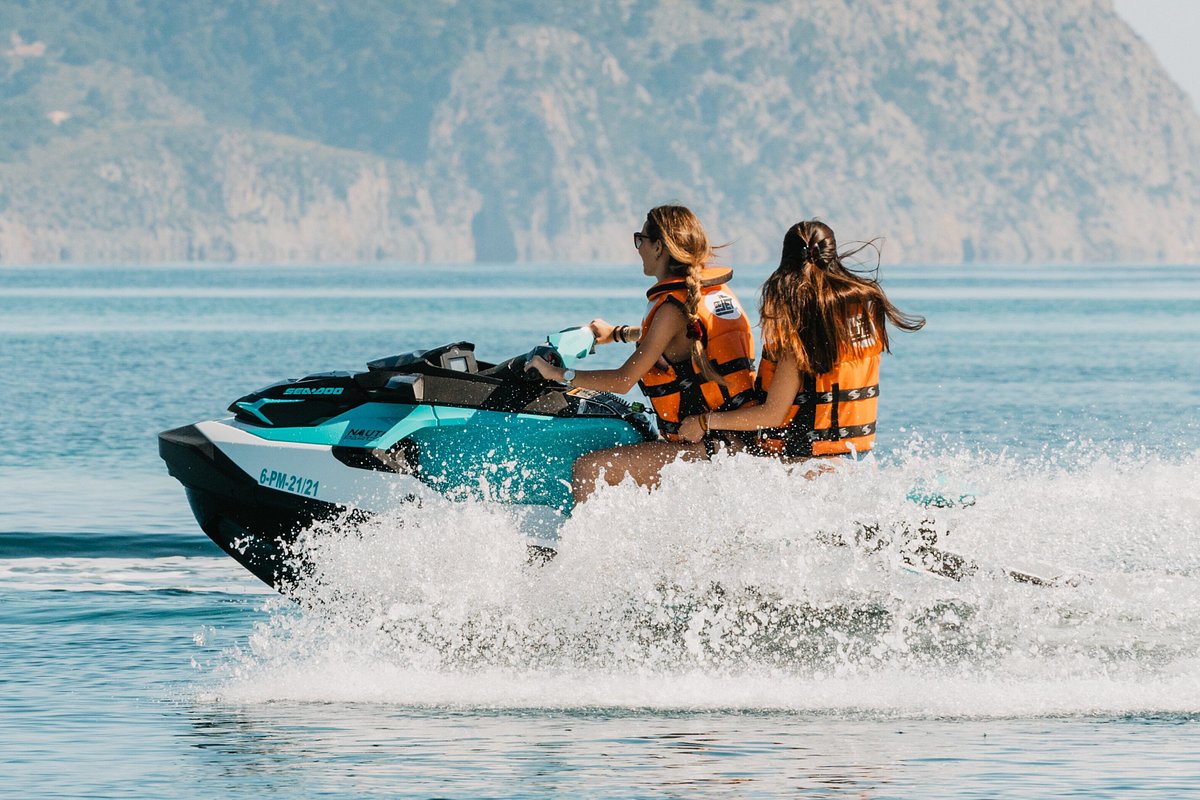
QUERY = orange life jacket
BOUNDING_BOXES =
[637,266,757,440]
[755,315,882,458]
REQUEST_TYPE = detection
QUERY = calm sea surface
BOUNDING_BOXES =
[1,263,1199,798]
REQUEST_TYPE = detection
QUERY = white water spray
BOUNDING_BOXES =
[208,445,1200,716]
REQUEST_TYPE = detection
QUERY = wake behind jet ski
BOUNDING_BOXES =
[160,329,653,589]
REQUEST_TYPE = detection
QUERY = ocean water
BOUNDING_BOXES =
[1,262,1199,798]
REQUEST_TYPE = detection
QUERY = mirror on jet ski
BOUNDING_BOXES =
[521,326,597,381]
[545,326,596,365]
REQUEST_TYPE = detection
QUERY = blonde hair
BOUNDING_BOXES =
[644,205,726,385]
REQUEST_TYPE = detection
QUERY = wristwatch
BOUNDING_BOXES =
[562,368,576,386]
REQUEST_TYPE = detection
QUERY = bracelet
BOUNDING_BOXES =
[614,324,628,343]
[699,413,710,434]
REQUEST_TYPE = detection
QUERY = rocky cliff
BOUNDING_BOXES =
[1,0,1197,265]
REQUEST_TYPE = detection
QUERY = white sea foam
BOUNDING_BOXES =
[206,446,1200,716]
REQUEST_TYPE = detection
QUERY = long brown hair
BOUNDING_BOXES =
[644,205,726,385]
[760,220,924,375]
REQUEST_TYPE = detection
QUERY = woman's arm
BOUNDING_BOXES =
[677,353,801,442]
[589,319,641,345]
[527,304,682,393]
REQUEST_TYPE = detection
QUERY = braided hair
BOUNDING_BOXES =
[644,205,726,386]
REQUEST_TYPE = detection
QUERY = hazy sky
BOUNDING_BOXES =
[1113,0,1200,110]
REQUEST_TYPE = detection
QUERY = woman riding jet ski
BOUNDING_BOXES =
[526,205,758,504]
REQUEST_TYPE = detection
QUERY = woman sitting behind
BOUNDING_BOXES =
[526,204,757,503]
[678,219,924,458]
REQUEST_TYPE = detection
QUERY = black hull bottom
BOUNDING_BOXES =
[160,424,347,590]
[182,484,330,590]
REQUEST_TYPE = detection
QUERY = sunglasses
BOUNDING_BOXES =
[633,231,655,249]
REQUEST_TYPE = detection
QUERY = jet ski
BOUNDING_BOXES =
[160,329,652,589]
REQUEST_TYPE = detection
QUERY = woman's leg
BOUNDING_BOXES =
[571,441,708,505]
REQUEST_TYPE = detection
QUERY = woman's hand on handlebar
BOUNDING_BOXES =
[525,355,564,382]
[588,318,616,345]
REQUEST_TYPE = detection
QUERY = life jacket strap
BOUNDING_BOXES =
[640,357,755,398]
[654,390,758,437]
[789,384,879,406]
[757,421,876,456]
[715,357,756,376]
[807,421,876,442]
